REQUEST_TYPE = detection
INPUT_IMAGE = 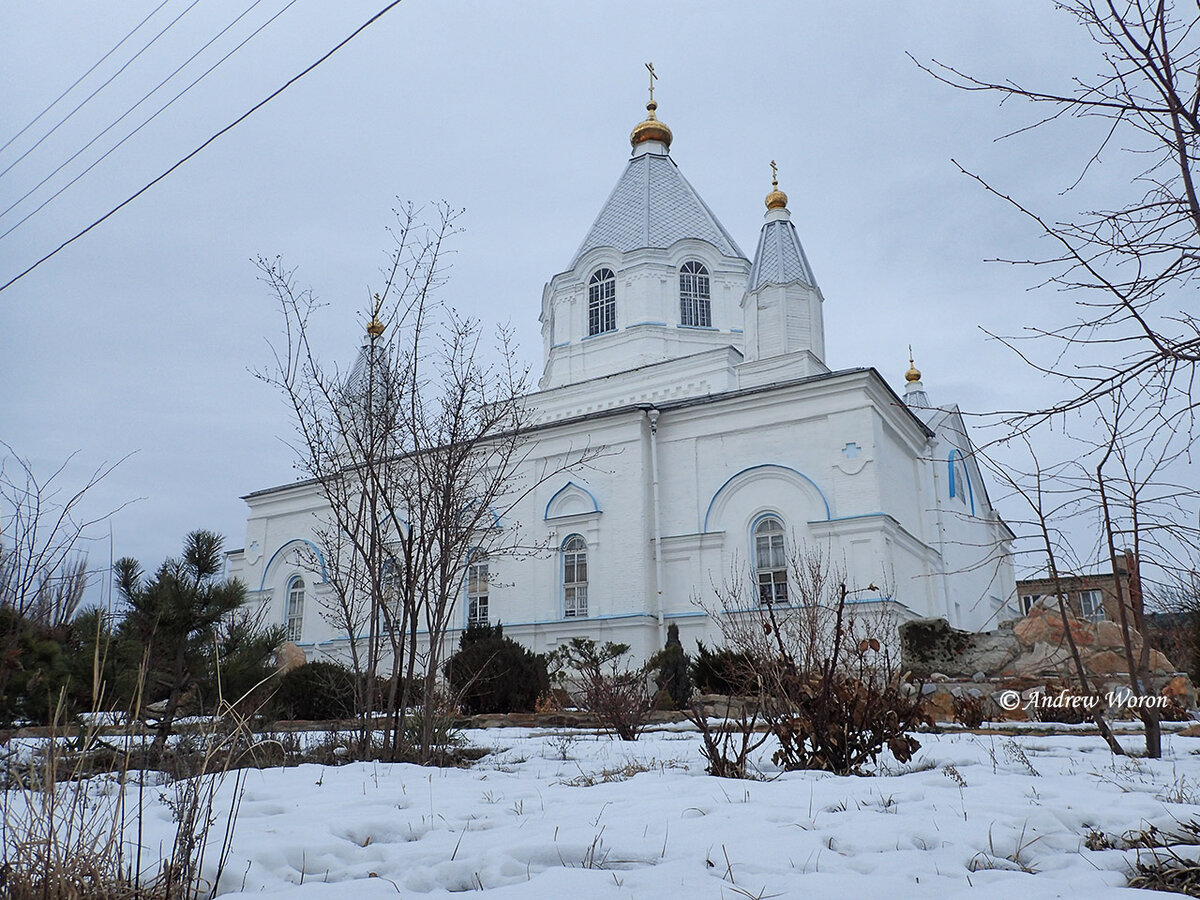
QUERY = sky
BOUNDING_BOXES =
[0,2,1157,599]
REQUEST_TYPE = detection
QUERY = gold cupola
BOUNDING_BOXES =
[905,348,922,383]
[765,160,788,210]
[631,62,673,150]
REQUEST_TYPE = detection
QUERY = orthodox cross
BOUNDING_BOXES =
[646,62,657,103]
[770,159,778,189]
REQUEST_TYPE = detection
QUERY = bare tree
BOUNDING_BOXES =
[257,202,601,762]
[981,437,1129,754]
[919,0,1200,758]
[917,0,1200,435]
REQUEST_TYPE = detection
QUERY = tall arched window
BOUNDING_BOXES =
[286,576,305,642]
[381,560,402,633]
[562,535,588,617]
[588,268,616,336]
[679,260,711,327]
[754,517,788,606]
[467,552,489,626]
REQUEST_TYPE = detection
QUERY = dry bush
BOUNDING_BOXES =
[686,697,771,779]
[952,693,988,729]
[701,545,929,775]
[551,638,651,741]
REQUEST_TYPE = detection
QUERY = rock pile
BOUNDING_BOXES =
[900,604,1195,722]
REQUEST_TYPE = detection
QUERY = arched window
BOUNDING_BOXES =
[679,260,711,327]
[286,576,305,642]
[381,559,403,633]
[467,552,489,626]
[754,517,788,606]
[588,268,616,336]
[562,535,588,618]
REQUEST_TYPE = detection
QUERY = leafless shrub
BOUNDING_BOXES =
[701,544,929,775]
[686,697,770,779]
[551,638,651,741]
[952,694,987,729]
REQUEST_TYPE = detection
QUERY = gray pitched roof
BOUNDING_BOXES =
[569,151,745,267]
[748,217,817,291]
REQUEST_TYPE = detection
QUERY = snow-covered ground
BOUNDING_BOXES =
[11,726,1200,897]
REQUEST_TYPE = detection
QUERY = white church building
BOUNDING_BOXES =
[227,92,1018,663]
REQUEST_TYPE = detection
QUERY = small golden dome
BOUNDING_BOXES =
[765,159,787,210]
[366,316,385,338]
[905,348,921,383]
[630,100,673,149]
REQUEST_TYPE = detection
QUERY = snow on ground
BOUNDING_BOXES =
[12,726,1200,898]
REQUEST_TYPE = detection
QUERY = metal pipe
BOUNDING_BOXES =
[647,408,666,646]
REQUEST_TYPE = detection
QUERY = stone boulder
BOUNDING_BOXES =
[1084,649,1128,676]
[275,641,307,673]
[900,618,1021,678]
[1001,641,1073,677]
[1013,605,1095,649]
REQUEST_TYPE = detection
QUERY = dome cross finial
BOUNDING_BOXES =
[905,345,922,383]
[765,159,788,210]
[630,63,673,149]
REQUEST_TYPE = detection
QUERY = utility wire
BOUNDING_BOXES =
[1,0,292,232]
[0,0,406,295]
[0,0,172,157]
[0,0,204,181]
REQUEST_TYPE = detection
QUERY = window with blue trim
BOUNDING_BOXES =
[562,535,588,617]
[286,576,305,642]
[588,269,616,335]
[680,260,711,327]
[381,560,403,633]
[754,516,788,605]
[467,554,489,626]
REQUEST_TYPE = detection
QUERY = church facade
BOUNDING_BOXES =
[227,93,1018,663]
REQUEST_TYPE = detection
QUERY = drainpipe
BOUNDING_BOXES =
[928,437,954,622]
[646,408,666,647]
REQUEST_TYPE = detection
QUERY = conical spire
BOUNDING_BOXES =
[903,347,930,409]
[748,162,816,290]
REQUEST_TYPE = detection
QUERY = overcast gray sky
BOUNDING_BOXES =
[1,2,1138,594]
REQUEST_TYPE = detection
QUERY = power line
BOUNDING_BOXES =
[0,0,294,233]
[0,0,173,157]
[0,0,407,296]
[0,0,204,181]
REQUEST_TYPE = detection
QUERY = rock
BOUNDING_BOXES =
[923,689,956,723]
[900,618,1021,678]
[1149,649,1174,674]
[1162,675,1196,708]
[1094,620,1126,650]
[1084,649,1129,676]
[275,641,307,672]
[1002,642,1072,677]
[1014,606,1096,650]
[972,671,987,683]
[1014,610,1054,648]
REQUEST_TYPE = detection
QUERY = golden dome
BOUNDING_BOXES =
[630,100,673,149]
[366,316,385,338]
[765,159,787,210]
[905,348,921,383]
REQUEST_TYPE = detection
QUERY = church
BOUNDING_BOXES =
[226,85,1018,664]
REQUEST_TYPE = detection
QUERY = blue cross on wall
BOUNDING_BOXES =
[842,442,861,459]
